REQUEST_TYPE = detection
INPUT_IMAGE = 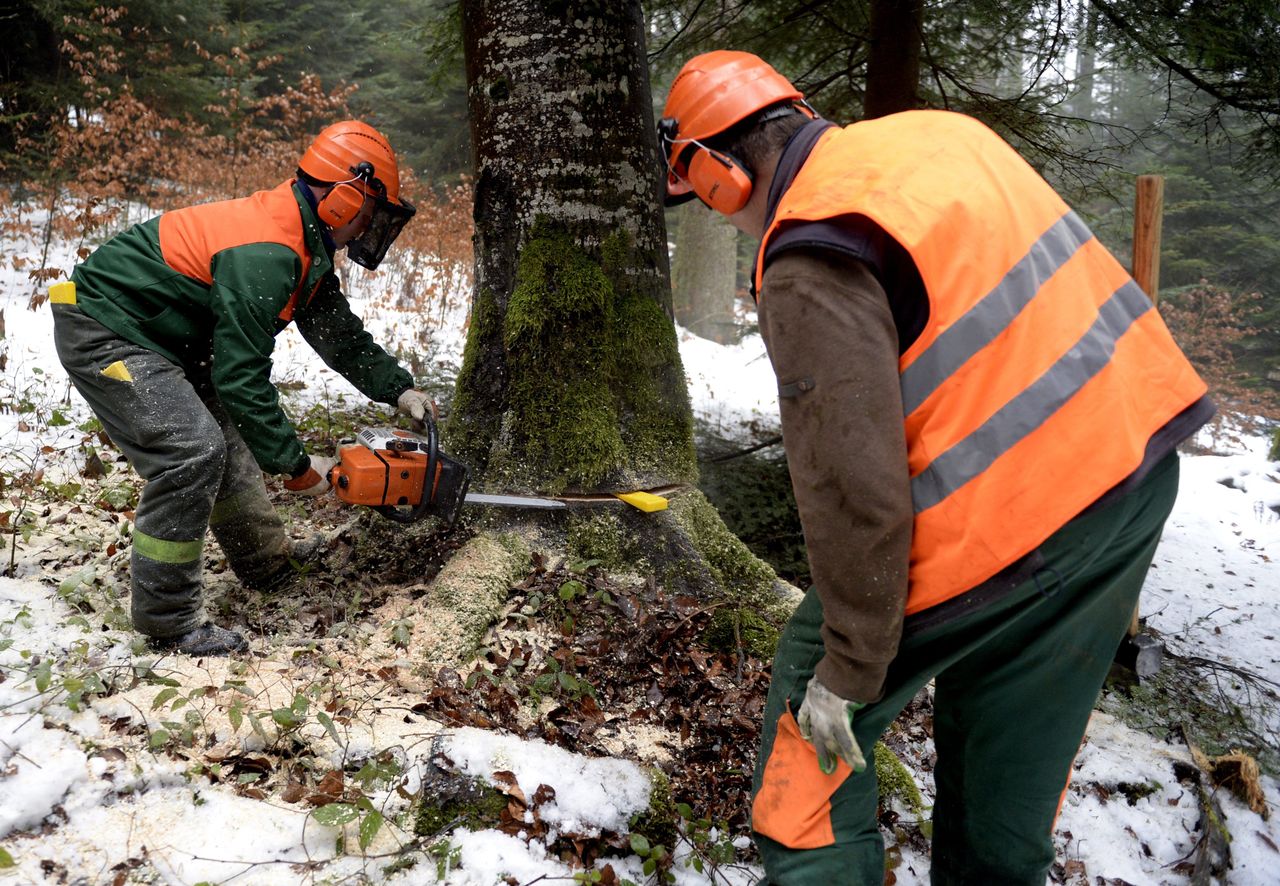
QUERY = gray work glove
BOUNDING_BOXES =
[283,454,338,497]
[797,675,868,775]
[396,388,437,423]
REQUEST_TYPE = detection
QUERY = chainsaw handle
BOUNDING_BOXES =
[376,415,439,523]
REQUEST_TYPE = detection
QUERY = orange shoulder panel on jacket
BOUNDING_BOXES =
[158,180,309,285]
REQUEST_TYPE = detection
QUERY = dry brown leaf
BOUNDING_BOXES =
[306,769,344,806]
[491,769,527,805]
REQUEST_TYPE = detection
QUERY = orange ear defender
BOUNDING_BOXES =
[317,182,367,227]
[316,160,377,228]
[685,146,754,214]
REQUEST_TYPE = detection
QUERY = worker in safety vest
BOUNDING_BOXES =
[51,121,435,656]
[659,52,1213,883]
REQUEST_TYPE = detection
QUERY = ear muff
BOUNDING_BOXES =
[686,147,754,214]
[686,147,752,215]
[317,182,367,228]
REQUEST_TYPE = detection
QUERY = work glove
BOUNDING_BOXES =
[396,388,437,423]
[797,675,868,775]
[282,454,338,497]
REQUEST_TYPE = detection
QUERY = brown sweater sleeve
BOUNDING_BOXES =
[757,249,914,703]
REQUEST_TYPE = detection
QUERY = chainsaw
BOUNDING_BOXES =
[329,420,567,525]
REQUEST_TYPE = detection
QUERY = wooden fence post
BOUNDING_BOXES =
[1128,174,1165,638]
[1132,175,1165,302]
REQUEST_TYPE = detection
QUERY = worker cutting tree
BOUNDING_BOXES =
[658,52,1215,883]
[49,121,435,656]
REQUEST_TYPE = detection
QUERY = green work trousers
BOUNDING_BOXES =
[52,304,288,638]
[752,453,1180,885]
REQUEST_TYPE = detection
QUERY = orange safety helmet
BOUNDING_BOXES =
[298,120,416,270]
[658,51,813,214]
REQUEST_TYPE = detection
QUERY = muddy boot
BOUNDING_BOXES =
[151,622,248,656]
[241,532,330,592]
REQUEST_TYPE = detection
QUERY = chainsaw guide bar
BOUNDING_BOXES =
[332,426,682,524]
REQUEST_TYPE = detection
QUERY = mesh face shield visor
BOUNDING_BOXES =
[347,193,416,270]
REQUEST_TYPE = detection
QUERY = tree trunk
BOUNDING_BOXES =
[433,1,797,666]
[451,0,695,494]
[672,203,738,344]
[864,0,923,119]
[1074,1,1098,120]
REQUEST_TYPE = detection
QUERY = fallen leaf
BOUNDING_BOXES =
[491,769,527,805]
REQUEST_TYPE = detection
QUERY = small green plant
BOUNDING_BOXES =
[426,840,462,879]
[529,651,596,703]
[628,832,673,883]
[558,578,587,602]
[674,802,737,874]
[313,796,386,851]
[389,618,413,648]
[2,628,112,714]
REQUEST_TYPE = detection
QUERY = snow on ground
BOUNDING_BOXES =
[1,208,1278,884]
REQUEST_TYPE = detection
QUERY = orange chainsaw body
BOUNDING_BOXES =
[332,443,437,507]
[330,427,469,524]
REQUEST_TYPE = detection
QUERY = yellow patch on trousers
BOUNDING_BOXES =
[100,361,133,382]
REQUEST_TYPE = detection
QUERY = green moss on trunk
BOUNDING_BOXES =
[874,742,925,816]
[702,607,782,660]
[448,223,696,493]
[564,491,799,639]
[445,286,504,473]
[669,489,797,624]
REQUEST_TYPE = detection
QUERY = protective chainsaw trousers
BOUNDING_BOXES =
[52,303,287,638]
[751,453,1180,885]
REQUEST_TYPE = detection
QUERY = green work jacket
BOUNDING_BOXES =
[70,180,412,476]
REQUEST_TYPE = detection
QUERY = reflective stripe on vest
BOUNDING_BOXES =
[899,210,1095,416]
[756,111,1207,614]
[911,278,1152,513]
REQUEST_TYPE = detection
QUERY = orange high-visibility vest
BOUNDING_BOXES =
[756,111,1207,615]
[159,180,318,322]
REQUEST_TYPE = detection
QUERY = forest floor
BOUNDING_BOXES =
[2,418,1279,885]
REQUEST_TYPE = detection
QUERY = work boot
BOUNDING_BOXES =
[151,622,248,656]
[238,533,329,592]
[289,531,328,565]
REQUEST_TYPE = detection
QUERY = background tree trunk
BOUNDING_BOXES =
[864,0,923,118]
[450,0,696,494]
[672,203,738,344]
[1073,2,1099,120]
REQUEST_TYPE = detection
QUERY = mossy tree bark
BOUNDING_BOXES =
[436,1,799,666]
[672,202,739,344]
[450,0,695,495]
